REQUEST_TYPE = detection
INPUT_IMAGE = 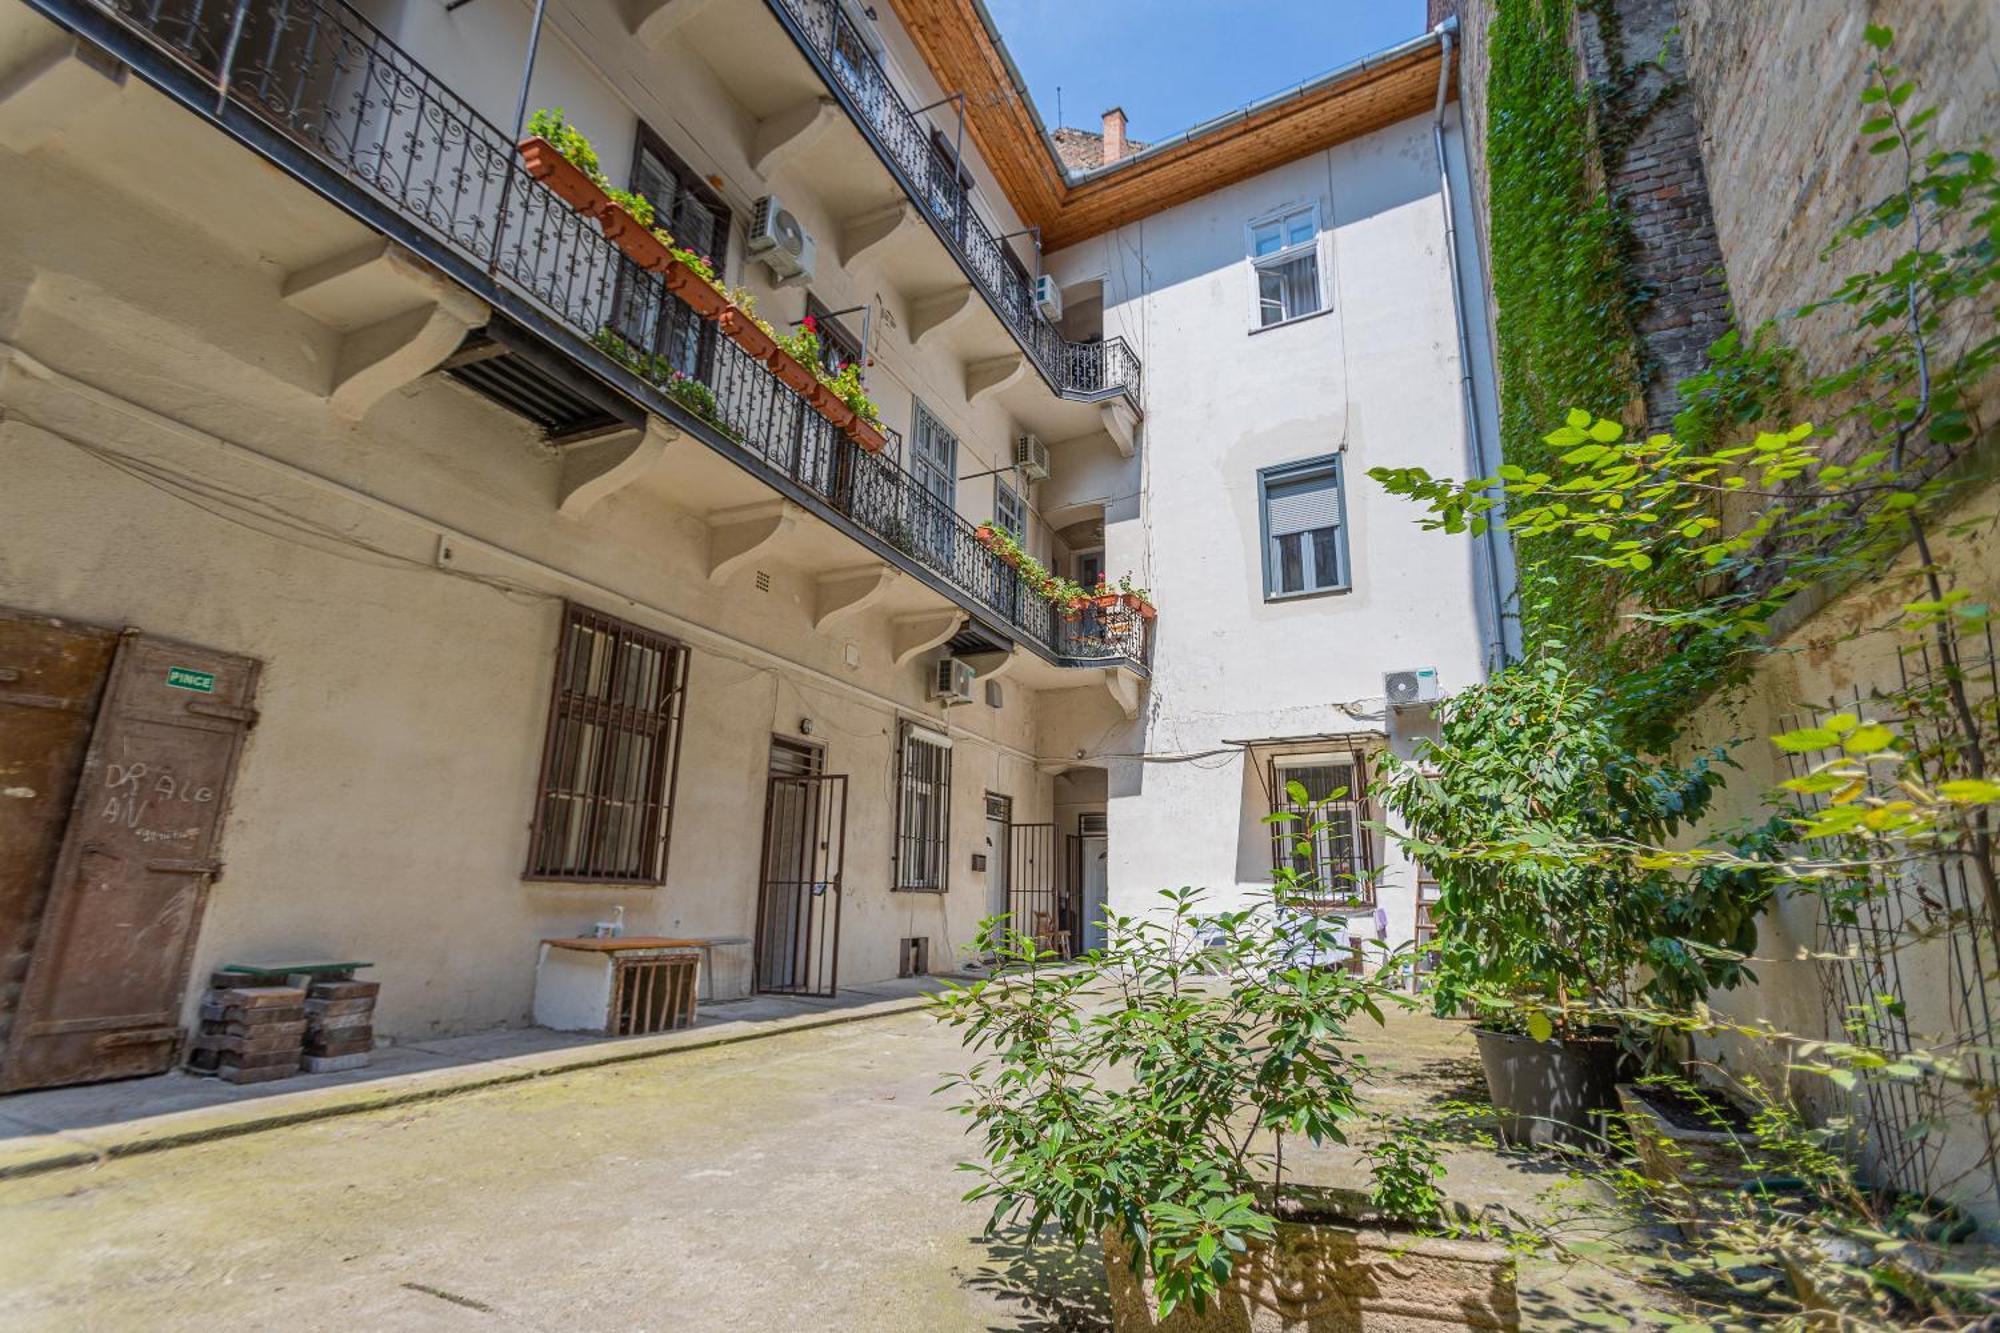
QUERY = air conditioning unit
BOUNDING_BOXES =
[1384,667,1441,709]
[1034,274,1063,321]
[930,655,977,705]
[1013,433,1051,481]
[748,195,816,283]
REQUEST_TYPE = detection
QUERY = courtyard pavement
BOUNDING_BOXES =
[0,1003,1669,1331]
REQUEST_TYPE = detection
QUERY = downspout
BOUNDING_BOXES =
[1430,17,1515,672]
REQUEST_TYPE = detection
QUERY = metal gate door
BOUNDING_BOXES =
[754,772,847,997]
[1007,823,1068,957]
[0,611,119,1072]
[0,630,259,1091]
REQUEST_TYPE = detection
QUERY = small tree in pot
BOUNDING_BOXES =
[1378,655,1775,1146]
[933,798,1518,1329]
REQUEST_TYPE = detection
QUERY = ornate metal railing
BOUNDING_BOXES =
[65,0,1150,671]
[769,0,1142,410]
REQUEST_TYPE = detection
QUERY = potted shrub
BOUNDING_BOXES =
[518,108,612,216]
[1379,657,1772,1149]
[830,362,887,452]
[1117,574,1158,620]
[934,873,1519,1332]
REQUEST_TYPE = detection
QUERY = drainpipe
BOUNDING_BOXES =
[1430,17,1516,672]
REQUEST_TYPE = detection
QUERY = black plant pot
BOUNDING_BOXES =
[1473,1027,1621,1149]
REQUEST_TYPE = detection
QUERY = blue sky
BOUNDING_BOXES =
[984,1,1429,143]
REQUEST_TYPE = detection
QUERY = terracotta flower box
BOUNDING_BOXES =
[605,217,672,274]
[769,350,820,398]
[812,382,855,430]
[665,260,728,319]
[719,307,779,362]
[1103,1189,1518,1332]
[517,137,608,216]
[845,417,888,453]
[975,524,999,545]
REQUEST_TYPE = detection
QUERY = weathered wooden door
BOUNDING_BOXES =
[0,611,119,1075]
[0,630,258,1091]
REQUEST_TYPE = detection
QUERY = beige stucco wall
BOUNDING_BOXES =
[0,0,1088,1041]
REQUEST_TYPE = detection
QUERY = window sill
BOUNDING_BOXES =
[1249,307,1333,336]
[1263,584,1352,604]
[522,877,666,890]
[891,886,949,895]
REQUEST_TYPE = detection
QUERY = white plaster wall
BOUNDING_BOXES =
[1042,115,1489,946]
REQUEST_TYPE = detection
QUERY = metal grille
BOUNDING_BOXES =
[1268,755,1374,908]
[1007,822,1070,957]
[58,0,1152,676]
[1781,624,2000,1220]
[755,771,846,997]
[526,604,688,883]
[894,723,951,892]
[612,953,699,1035]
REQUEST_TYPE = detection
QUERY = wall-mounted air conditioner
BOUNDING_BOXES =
[1384,667,1441,709]
[1013,433,1050,481]
[1034,274,1063,322]
[749,195,816,283]
[930,656,977,705]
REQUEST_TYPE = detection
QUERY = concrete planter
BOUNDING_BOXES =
[1473,1027,1619,1149]
[1616,1083,1753,1239]
[1103,1191,1518,1332]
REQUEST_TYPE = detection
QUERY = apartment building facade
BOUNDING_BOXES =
[0,0,1494,1089]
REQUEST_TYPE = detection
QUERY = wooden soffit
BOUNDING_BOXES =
[883,0,1451,251]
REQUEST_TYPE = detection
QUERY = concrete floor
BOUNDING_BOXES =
[0,1006,1668,1331]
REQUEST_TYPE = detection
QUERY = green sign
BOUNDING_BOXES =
[165,666,216,694]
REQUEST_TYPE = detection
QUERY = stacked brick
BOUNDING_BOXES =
[185,977,306,1084]
[302,979,378,1073]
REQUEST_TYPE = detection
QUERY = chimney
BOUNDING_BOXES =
[1100,107,1127,164]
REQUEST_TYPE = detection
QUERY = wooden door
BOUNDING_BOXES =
[0,611,119,1072]
[0,631,259,1091]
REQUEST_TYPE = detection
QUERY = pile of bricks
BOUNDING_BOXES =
[185,977,306,1084]
[302,979,378,1073]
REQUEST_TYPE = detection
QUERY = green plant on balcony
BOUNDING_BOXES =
[603,186,655,228]
[524,107,607,186]
[974,525,1090,616]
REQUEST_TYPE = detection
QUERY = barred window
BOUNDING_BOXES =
[1267,754,1371,908]
[894,722,952,892]
[526,604,690,883]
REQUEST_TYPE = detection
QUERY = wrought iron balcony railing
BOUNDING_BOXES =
[50,0,1151,672]
[766,0,1142,411]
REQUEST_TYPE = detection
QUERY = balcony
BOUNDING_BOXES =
[762,0,1142,411]
[35,0,1150,674]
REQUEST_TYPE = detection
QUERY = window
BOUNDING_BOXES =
[1268,754,1371,908]
[805,293,862,376]
[909,400,960,565]
[1249,204,1322,328]
[1259,455,1349,598]
[614,126,730,377]
[994,473,1026,541]
[895,722,952,891]
[526,603,691,883]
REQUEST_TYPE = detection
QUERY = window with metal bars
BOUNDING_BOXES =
[525,604,690,884]
[1267,754,1372,908]
[894,721,952,892]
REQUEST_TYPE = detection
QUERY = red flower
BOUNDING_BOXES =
[802,315,818,332]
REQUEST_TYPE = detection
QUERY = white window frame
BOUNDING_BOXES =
[994,473,1026,541]
[1246,202,1325,331]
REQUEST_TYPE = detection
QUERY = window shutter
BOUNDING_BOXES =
[1266,471,1341,536]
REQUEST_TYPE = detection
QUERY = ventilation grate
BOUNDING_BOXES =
[755,570,772,593]
[440,320,638,437]
[611,954,700,1035]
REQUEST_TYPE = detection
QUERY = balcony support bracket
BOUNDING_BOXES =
[965,353,1027,405]
[841,201,918,268]
[751,97,839,178]
[622,0,720,49]
[1102,666,1142,721]
[706,499,800,584]
[813,562,900,634]
[908,287,976,346]
[0,32,127,154]
[1100,400,1139,459]
[557,418,676,520]
[892,610,964,667]
[282,241,488,419]
[961,649,1018,681]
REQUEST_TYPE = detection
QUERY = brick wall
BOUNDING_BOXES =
[1578,0,1730,430]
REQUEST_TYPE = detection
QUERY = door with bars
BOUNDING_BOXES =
[1006,823,1071,958]
[754,769,847,997]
